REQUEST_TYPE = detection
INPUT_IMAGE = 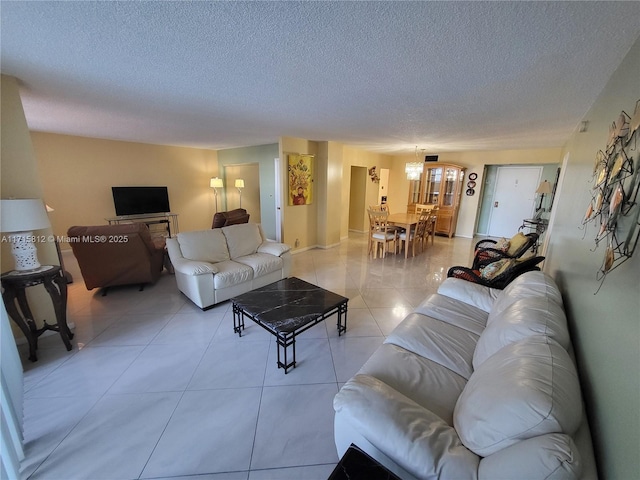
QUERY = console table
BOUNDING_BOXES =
[519,217,549,253]
[1,265,73,362]
[106,212,179,237]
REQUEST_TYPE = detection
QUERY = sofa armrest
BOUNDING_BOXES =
[334,374,478,480]
[478,434,582,480]
[257,241,291,257]
[437,277,501,312]
[166,237,219,275]
[171,258,219,276]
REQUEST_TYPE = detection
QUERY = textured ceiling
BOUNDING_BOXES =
[1,1,639,154]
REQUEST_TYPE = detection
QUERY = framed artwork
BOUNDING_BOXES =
[288,153,314,205]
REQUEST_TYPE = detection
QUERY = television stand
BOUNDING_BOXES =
[106,212,179,238]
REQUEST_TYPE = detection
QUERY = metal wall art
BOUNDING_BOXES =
[368,166,380,183]
[583,99,640,292]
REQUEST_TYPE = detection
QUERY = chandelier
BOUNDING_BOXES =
[405,146,424,180]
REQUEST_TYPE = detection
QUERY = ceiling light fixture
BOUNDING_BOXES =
[405,146,424,180]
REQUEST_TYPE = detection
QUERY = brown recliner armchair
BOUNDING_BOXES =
[67,223,166,294]
[211,208,250,228]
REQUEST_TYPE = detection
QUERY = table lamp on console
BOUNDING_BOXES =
[0,198,51,272]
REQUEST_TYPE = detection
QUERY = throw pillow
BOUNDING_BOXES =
[495,237,510,252]
[480,259,512,279]
[507,232,529,256]
[177,229,230,264]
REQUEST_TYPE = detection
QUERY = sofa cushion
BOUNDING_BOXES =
[222,223,263,259]
[211,260,254,289]
[234,253,283,277]
[177,229,230,263]
[358,343,467,425]
[473,296,571,368]
[385,313,479,380]
[415,294,488,336]
[454,336,582,457]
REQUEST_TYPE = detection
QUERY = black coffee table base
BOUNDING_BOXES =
[231,278,348,373]
[329,444,401,480]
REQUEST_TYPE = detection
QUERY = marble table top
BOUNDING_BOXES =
[231,277,348,334]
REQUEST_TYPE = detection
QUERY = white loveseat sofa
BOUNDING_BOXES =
[333,271,597,480]
[166,223,292,309]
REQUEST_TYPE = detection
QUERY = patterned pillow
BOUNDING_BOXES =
[480,259,513,279]
[495,237,510,252]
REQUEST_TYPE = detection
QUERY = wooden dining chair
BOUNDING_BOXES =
[423,206,438,246]
[368,209,398,259]
[398,210,431,258]
[415,203,437,214]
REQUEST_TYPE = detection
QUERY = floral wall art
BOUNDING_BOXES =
[288,153,313,206]
[583,99,640,292]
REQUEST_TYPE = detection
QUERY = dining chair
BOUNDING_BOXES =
[415,203,437,214]
[368,209,398,259]
[369,203,391,213]
[418,206,437,247]
[398,210,431,258]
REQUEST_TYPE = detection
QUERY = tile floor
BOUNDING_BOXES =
[18,232,475,480]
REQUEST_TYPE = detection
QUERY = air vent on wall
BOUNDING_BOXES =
[425,155,439,162]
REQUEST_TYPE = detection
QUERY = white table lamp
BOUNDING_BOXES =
[210,177,224,212]
[1,199,51,271]
[235,179,245,208]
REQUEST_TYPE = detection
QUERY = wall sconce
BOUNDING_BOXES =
[235,179,245,208]
[0,198,51,271]
[535,180,552,211]
[405,146,424,180]
[210,177,224,212]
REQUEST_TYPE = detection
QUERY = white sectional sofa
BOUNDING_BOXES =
[333,271,597,480]
[166,223,292,309]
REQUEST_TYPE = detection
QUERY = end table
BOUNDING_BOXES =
[1,265,74,361]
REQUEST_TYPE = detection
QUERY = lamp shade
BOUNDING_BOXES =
[210,177,223,188]
[535,180,552,194]
[0,199,51,232]
[235,179,245,189]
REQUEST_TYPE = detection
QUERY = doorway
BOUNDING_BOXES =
[224,164,261,223]
[487,166,542,237]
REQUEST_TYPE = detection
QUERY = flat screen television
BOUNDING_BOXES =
[112,186,170,216]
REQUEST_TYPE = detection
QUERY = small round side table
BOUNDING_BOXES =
[1,265,74,361]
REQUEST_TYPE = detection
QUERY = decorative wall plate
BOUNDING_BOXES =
[466,188,475,196]
[467,180,476,188]
[468,173,478,180]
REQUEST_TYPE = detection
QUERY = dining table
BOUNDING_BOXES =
[387,212,419,259]
[387,212,436,258]
[387,212,420,234]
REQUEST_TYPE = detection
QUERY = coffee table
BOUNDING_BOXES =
[231,277,348,373]
[328,444,401,480]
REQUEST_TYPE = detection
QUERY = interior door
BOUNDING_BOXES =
[488,167,541,237]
